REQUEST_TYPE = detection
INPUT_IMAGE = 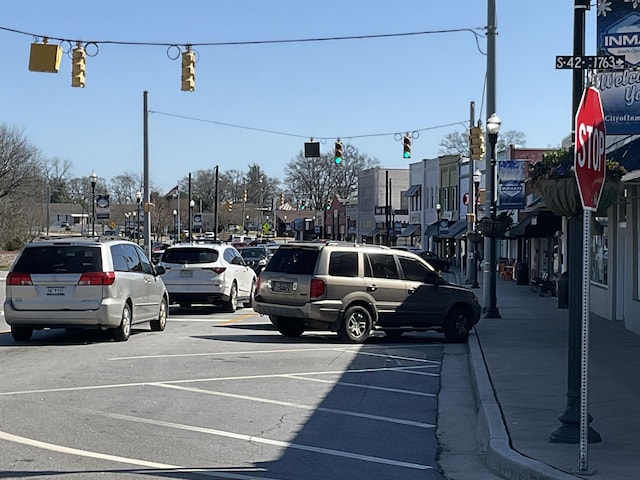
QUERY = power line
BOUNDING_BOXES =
[149,110,468,140]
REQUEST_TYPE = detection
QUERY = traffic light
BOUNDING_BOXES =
[402,134,411,159]
[334,139,343,164]
[181,49,195,92]
[71,44,86,88]
[470,126,485,160]
[227,200,233,212]
[279,193,284,207]
[243,189,247,202]
[300,200,306,210]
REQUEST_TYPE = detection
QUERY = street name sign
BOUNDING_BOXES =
[574,86,607,211]
[555,55,625,70]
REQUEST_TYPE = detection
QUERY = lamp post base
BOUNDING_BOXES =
[483,307,501,319]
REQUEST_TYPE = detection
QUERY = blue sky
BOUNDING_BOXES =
[0,1,597,194]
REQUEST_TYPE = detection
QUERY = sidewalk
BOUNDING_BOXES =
[460,268,640,479]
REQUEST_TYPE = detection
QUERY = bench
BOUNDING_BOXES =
[530,272,555,297]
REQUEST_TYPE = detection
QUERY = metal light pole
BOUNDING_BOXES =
[124,212,129,238]
[90,171,97,237]
[135,191,142,244]
[484,113,501,319]
[173,209,177,240]
[471,169,482,288]
[189,200,195,241]
[436,203,442,255]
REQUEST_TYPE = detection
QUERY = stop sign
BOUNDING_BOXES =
[574,86,606,210]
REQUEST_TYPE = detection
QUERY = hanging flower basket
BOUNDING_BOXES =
[533,177,622,217]
[478,218,509,238]
[467,231,483,243]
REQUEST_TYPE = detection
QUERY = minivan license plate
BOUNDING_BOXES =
[272,281,292,293]
[46,287,66,296]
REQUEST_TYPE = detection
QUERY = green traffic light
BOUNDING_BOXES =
[403,151,411,159]
[335,157,342,164]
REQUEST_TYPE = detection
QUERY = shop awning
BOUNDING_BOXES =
[506,212,561,238]
[403,185,421,197]
[364,227,381,237]
[439,220,469,239]
[424,221,439,237]
[399,224,421,237]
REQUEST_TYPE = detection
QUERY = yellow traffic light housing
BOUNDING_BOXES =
[334,139,343,164]
[181,49,195,92]
[279,193,285,207]
[403,134,412,159]
[227,200,233,212]
[71,44,86,88]
[470,126,485,160]
[243,189,248,202]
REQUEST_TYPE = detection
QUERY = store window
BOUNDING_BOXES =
[591,216,608,285]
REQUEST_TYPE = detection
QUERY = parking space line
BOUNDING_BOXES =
[0,430,284,479]
[100,410,434,470]
[153,383,435,429]
[281,374,436,397]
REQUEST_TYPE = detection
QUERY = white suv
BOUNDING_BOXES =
[158,241,256,311]
[4,237,169,342]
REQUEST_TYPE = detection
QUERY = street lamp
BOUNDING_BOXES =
[484,113,501,318]
[124,212,130,238]
[173,209,177,241]
[435,203,442,254]
[132,211,136,240]
[89,172,97,237]
[471,169,482,288]
[135,191,142,244]
[189,199,195,241]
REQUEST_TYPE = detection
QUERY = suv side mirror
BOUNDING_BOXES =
[425,271,439,285]
[155,265,166,275]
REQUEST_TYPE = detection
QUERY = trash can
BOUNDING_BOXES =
[557,272,569,309]
[515,262,529,285]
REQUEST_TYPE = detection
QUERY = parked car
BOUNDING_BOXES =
[157,242,256,311]
[253,241,481,343]
[238,245,273,274]
[419,251,451,272]
[4,237,168,342]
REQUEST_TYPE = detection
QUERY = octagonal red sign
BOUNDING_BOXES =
[574,86,606,210]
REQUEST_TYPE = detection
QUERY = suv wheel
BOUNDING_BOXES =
[11,326,33,342]
[443,306,470,343]
[150,298,167,331]
[243,280,255,308]
[275,317,304,337]
[339,306,372,343]
[113,303,132,341]
[223,283,238,313]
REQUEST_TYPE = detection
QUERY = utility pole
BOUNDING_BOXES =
[466,101,475,283]
[143,91,151,254]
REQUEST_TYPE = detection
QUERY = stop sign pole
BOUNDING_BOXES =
[573,85,606,473]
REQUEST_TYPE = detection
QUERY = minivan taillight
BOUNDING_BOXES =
[310,278,325,298]
[78,271,116,286]
[7,272,32,286]
[208,267,226,274]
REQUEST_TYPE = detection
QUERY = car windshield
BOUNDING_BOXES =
[161,248,219,264]
[13,245,102,274]
[240,248,267,259]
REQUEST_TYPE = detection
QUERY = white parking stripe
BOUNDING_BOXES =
[0,364,437,397]
[153,383,435,429]
[282,374,436,397]
[0,430,284,479]
[99,411,434,470]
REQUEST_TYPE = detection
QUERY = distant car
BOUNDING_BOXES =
[391,245,422,255]
[238,245,273,274]
[4,237,168,342]
[103,229,119,236]
[203,232,215,239]
[158,242,256,311]
[419,251,450,272]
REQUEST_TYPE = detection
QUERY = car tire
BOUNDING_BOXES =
[275,317,304,338]
[223,283,238,313]
[443,306,471,343]
[338,306,372,343]
[243,280,255,308]
[113,303,132,342]
[268,315,279,326]
[11,326,33,342]
[150,298,167,332]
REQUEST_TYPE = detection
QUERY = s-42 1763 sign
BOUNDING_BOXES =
[555,55,625,70]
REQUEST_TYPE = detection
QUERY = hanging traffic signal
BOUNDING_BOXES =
[71,44,86,88]
[227,200,233,212]
[334,139,343,164]
[470,126,485,160]
[243,189,248,202]
[181,48,195,92]
[402,134,412,159]
[279,193,285,207]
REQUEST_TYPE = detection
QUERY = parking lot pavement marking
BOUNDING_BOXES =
[281,374,436,397]
[100,410,434,470]
[220,313,256,324]
[152,382,436,429]
[0,430,283,480]
[348,350,441,364]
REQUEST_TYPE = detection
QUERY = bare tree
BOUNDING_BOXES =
[439,129,527,157]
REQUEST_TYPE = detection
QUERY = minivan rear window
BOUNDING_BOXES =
[161,248,219,264]
[13,246,102,274]
[264,248,319,275]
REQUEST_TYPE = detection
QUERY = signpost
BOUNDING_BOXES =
[573,85,606,474]
[555,54,625,70]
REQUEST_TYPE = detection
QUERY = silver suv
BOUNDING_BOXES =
[4,237,168,342]
[253,241,481,343]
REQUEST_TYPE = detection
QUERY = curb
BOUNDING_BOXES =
[468,330,582,480]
